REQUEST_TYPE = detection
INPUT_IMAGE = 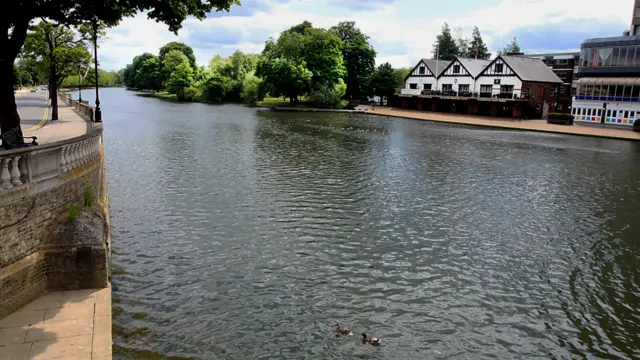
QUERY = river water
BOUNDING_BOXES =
[74,88,640,359]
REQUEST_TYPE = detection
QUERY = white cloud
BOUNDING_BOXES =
[98,0,633,70]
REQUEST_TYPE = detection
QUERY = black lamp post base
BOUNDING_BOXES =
[95,109,102,122]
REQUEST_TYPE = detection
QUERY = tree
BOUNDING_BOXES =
[309,79,346,109]
[135,56,162,91]
[432,23,458,61]
[199,72,230,103]
[370,62,396,105]
[159,42,197,69]
[162,50,190,88]
[17,58,43,86]
[302,28,346,88]
[165,62,194,95]
[465,26,491,59]
[13,65,22,89]
[255,57,312,103]
[23,21,91,120]
[393,67,411,88]
[124,53,156,88]
[1,0,238,135]
[284,21,313,36]
[453,26,469,60]
[210,50,259,100]
[330,21,376,100]
[21,71,33,86]
[241,73,264,105]
[502,37,521,54]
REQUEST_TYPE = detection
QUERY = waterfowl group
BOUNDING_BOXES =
[333,324,380,346]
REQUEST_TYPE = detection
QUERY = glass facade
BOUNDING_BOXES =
[580,45,640,68]
[576,82,640,102]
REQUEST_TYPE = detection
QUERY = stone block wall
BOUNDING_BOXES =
[0,150,109,319]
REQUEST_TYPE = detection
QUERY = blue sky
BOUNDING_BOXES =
[99,0,633,70]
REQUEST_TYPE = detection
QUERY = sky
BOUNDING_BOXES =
[98,0,634,71]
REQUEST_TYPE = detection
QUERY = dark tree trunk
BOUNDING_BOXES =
[0,19,29,136]
[0,62,21,136]
[50,78,58,121]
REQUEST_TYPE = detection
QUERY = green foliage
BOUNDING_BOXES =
[199,73,229,103]
[393,67,411,88]
[502,37,521,54]
[13,65,21,89]
[159,42,197,69]
[165,62,194,94]
[124,53,155,89]
[181,86,201,102]
[162,50,190,88]
[68,204,81,223]
[329,21,376,100]
[210,50,259,101]
[432,23,458,61]
[84,187,94,207]
[135,56,163,91]
[370,62,397,99]
[309,79,347,109]
[60,69,123,88]
[255,57,312,102]
[302,28,346,87]
[16,58,42,86]
[241,73,264,105]
[20,70,33,86]
[466,27,491,59]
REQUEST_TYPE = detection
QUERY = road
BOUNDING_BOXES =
[16,90,49,131]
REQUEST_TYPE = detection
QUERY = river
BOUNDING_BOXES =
[72,88,640,359]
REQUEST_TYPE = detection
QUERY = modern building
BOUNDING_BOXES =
[572,35,640,126]
[397,55,562,119]
[520,52,580,113]
[631,0,640,35]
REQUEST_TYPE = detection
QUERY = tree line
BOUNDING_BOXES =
[122,21,418,108]
[431,23,520,61]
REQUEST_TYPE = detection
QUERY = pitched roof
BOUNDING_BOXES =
[456,58,491,77]
[421,59,451,77]
[499,55,563,83]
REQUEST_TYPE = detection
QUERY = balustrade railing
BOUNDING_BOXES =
[0,129,102,192]
[61,94,95,121]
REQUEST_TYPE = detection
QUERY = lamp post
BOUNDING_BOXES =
[92,17,102,122]
[77,64,83,102]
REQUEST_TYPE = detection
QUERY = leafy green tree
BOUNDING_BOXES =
[241,73,264,105]
[159,42,197,69]
[255,57,312,103]
[393,67,411,89]
[199,72,230,103]
[165,62,194,94]
[432,23,458,61]
[466,27,491,59]
[135,56,162,91]
[303,28,346,88]
[330,21,376,100]
[162,50,190,88]
[1,0,238,134]
[502,37,521,54]
[17,58,43,86]
[309,79,346,109]
[23,21,91,120]
[210,50,259,100]
[370,62,396,105]
[283,21,313,36]
[124,53,155,89]
[21,71,33,86]
[13,65,22,89]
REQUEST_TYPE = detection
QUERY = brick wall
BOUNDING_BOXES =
[0,152,108,319]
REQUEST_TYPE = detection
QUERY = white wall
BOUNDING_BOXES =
[405,76,438,90]
[437,76,475,93]
[475,76,522,96]
[572,99,640,126]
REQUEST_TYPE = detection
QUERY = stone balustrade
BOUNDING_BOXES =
[0,129,103,192]
[61,93,95,121]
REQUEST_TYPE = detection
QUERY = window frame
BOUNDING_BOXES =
[494,63,504,73]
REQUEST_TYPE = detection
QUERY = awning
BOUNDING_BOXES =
[577,77,640,86]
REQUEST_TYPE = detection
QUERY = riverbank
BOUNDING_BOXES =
[268,105,640,142]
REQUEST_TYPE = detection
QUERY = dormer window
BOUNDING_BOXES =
[453,65,460,74]
[494,63,504,73]
[419,66,426,75]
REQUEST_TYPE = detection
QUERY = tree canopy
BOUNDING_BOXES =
[432,23,458,61]
[330,21,376,100]
[1,0,239,133]
[465,27,491,59]
[370,62,396,104]
[502,37,521,54]
[159,42,197,69]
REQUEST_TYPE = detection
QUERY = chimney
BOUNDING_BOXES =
[623,30,630,36]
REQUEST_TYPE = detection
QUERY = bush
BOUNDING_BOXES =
[548,113,574,120]
[309,80,347,109]
[199,73,228,104]
[241,73,264,106]
[178,86,200,102]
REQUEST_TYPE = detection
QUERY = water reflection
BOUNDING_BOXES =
[72,89,640,359]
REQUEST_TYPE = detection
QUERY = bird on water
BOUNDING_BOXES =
[362,333,381,345]
[333,323,353,336]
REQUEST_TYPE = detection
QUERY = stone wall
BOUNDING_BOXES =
[0,134,109,319]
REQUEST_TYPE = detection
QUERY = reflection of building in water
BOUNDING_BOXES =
[572,2,640,126]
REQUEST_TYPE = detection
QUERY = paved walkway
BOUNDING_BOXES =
[17,91,49,131]
[0,287,112,359]
[358,106,640,141]
[23,99,91,145]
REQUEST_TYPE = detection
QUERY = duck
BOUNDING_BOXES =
[333,323,353,336]
[362,333,381,345]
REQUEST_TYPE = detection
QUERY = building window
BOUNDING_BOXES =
[500,85,514,94]
[409,83,417,89]
[494,79,501,85]
[442,84,453,91]
[494,63,504,73]
[480,85,492,94]
[556,59,568,65]
[453,65,461,74]
[423,84,432,90]
[458,84,470,93]
[419,66,426,75]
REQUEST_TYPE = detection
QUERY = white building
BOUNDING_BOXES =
[476,56,563,98]
[404,59,451,93]
[437,58,490,94]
